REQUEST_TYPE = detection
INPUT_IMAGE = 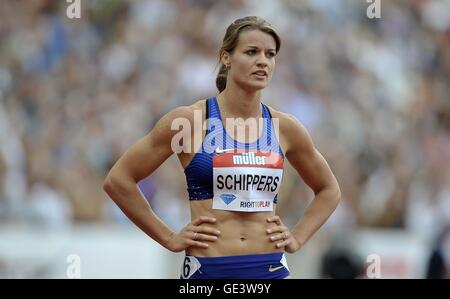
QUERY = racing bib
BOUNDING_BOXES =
[212,150,284,212]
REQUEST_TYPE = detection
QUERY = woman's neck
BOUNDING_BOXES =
[218,85,262,119]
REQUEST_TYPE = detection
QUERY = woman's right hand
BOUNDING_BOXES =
[166,216,221,252]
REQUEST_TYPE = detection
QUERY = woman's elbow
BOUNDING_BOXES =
[103,170,137,201]
[103,172,124,199]
[332,183,341,206]
[103,174,115,196]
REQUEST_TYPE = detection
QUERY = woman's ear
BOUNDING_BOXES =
[221,51,231,67]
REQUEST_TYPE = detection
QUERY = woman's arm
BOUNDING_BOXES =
[103,106,194,251]
[275,112,341,253]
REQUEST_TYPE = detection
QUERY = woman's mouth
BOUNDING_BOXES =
[252,71,267,79]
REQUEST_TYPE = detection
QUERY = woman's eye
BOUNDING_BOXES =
[266,52,275,58]
[246,50,256,55]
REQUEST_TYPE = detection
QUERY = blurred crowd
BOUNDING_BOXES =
[0,0,449,253]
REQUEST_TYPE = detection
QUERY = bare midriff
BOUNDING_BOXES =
[186,199,284,257]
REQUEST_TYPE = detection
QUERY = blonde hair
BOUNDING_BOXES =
[216,16,281,92]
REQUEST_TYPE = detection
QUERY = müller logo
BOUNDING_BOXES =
[232,152,266,166]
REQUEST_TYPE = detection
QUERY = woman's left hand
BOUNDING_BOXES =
[266,216,301,253]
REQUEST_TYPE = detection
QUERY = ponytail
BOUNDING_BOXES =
[215,64,228,93]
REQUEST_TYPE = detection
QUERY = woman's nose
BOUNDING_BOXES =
[256,55,268,67]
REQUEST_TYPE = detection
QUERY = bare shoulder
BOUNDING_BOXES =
[191,99,207,110]
[154,99,207,156]
[264,105,313,155]
[266,106,302,129]
[189,99,207,121]
[159,99,206,126]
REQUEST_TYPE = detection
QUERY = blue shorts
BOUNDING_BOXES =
[180,252,290,279]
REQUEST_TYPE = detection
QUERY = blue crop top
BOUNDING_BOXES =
[184,97,284,208]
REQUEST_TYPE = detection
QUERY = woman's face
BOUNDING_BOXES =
[224,29,277,92]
